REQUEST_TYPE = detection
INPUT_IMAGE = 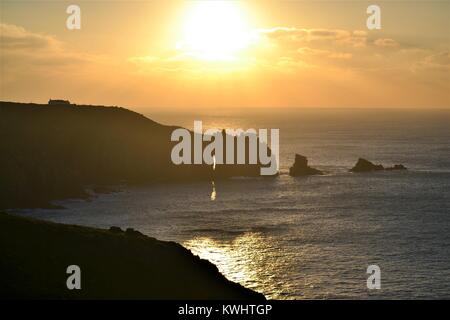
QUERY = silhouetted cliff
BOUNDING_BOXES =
[0,102,271,209]
[0,212,265,299]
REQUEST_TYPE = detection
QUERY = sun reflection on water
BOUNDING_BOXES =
[210,181,216,201]
[183,232,287,299]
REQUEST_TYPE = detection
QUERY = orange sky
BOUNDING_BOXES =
[1,0,449,110]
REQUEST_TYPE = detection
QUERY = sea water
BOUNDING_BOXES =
[16,108,450,299]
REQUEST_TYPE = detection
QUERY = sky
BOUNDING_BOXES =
[1,0,449,110]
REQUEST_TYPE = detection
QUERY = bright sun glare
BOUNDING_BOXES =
[177,1,255,61]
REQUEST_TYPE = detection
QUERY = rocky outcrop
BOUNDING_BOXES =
[350,158,384,172]
[350,158,407,172]
[385,164,407,171]
[0,212,265,300]
[289,154,323,176]
[0,101,271,209]
[108,226,123,233]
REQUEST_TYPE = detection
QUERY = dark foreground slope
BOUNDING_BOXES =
[0,213,265,299]
[0,102,268,209]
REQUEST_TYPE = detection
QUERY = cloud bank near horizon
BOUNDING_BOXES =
[1,22,449,108]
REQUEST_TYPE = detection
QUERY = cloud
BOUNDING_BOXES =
[298,47,352,60]
[0,23,94,68]
[260,26,449,74]
[3,22,445,108]
[259,27,307,42]
[413,51,450,73]
[374,38,399,48]
[128,53,256,75]
[259,27,367,48]
[424,51,450,66]
[0,23,117,106]
[128,56,161,64]
[0,23,58,50]
[128,27,368,75]
[127,25,448,92]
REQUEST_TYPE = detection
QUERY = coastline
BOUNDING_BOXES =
[0,101,271,299]
[0,212,265,300]
[0,101,271,210]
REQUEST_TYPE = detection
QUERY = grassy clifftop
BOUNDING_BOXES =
[0,212,265,300]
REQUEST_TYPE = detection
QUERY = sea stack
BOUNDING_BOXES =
[350,158,384,172]
[289,154,323,176]
[350,158,407,172]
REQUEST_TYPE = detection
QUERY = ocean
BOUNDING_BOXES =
[15,108,450,299]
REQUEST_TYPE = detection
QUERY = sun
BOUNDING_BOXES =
[177,1,255,61]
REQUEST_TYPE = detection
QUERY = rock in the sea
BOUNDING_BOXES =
[289,154,323,176]
[386,164,407,171]
[350,158,384,172]
[350,158,407,172]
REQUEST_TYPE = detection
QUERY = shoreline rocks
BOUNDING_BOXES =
[289,154,323,176]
